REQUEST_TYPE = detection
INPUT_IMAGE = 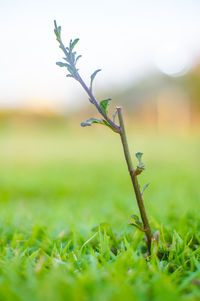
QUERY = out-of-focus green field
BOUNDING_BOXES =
[0,122,199,301]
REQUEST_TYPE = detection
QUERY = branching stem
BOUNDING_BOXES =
[54,20,154,254]
[76,73,120,133]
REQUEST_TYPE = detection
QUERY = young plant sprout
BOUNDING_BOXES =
[54,21,154,254]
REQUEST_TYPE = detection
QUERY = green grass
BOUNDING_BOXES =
[0,122,199,301]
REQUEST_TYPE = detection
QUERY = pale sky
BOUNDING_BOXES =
[0,0,200,110]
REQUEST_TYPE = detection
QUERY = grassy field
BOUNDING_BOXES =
[0,122,199,301]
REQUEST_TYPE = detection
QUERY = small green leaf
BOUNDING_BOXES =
[54,21,61,42]
[66,74,73,78]
[112,110,117,123]
[135,152,143,165]
[70,38,79,51]
[81,118,103,127]
[56,62,69,68]
[90,69,101,90]
[131,215,143,228]
[75,55,82,64]
[142,182,150,194]
[131,214,140,221]
[100,98,111,117]
[56,62,75,76]
[135,152,145,171]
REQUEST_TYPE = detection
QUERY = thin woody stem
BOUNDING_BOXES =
[116,106,153,254]
[73,73,153,253]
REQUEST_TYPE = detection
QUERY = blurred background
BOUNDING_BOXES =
[0,0,200,132]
